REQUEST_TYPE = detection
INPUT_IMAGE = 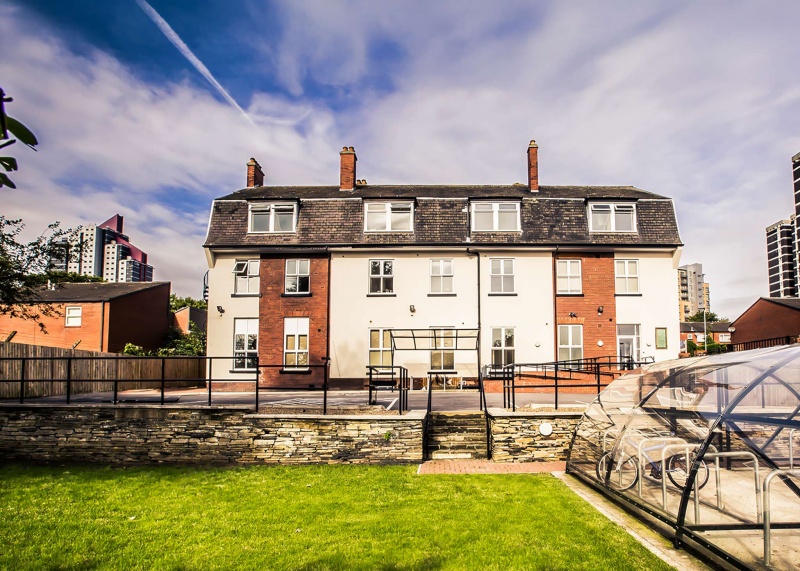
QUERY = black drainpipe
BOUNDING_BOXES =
[467,247,489,458]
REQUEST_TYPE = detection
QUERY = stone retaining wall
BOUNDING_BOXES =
[0,405,425,465]
[488,408,582,463]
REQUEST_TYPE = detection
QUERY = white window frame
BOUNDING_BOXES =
[556,260,582,294]
[364,202,413,232]
[368,328,393,371]
[471,202,521,232]
[248,203,297,233]
[719,333,731,343]
[558,324,583,362]
[490,258,515,293]
[615,259,639,294]
[285,259,310,294]
[491,327,515,367]
[369,259,394,294]
[589,203,637,232]
[284,317,310,369]
[233,318,258,371]
[233,259,260,295]
[430,328,455,372]
[65,306,82,327]
[430,258,454,294]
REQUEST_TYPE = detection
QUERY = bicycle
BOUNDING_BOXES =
[596,447,710,492]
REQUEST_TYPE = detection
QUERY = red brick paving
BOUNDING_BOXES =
[417,460,566,474]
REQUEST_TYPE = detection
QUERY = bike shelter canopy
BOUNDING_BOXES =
[567,345,800,571]
[388,329,480,352]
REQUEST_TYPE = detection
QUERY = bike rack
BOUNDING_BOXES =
[658,442,718,523]
[763,469,800,566]
[635,436,687,499]
[704,450,762,522]
[790,428,798,469]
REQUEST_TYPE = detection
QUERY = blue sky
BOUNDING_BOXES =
[2,1,800,319]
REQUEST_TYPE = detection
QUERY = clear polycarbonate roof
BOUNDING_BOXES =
[567,345,800,570]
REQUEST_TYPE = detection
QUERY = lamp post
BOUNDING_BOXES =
[703,308,707,352]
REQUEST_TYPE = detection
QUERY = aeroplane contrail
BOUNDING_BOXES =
[135,0,254,125]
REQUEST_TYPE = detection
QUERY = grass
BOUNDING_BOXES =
[0,464,673,571]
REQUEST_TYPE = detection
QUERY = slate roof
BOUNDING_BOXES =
[681,322,732,333]
[29,282,170,303]
[205,184,682,249]
[760,297,800,311]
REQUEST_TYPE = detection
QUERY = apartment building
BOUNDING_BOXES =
[765,152,800,298]
[677,263,709,320]
[55,214,154,283]
[203,141,683,387]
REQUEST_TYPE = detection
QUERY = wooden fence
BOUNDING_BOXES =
[0,342,205,399]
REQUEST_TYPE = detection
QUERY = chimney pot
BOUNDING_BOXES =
[247,157,264,188]
[340,146,357,191]
[527,140,539,192]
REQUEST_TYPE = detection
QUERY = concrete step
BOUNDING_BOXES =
[426,412,488,460]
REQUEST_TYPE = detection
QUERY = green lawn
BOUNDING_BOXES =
[0,464,672,571]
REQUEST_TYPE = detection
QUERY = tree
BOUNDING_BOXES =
[122,322,206,357]
[26,271,104,287]
[0,87,39,189]
[0,217,74,330]
[169,294,207,313]
[686,310,728,323]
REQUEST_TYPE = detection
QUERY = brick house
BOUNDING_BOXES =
[679,321,733,353]
[0,282,172,353]
[203,140,683,388]
[729,297,800,347]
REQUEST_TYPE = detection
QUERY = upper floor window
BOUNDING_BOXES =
[65,306,82,327]
[430,259,454,294]
[615,259,639,293]
[472,202,520,232]
[233,260,260,295]
[285,259,310,294]
[369,260,394,294]
[249,203,297,233]
[589,204,636,232]
[364,202,413,232]
[556,260,582,294]
[490,258,514,293]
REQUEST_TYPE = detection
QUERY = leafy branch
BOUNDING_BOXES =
[0,87,39,189]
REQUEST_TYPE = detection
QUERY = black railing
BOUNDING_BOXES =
[483,355,656,411]
[731,336,794,352]
[365,366,409,414]
[0,355,334,413]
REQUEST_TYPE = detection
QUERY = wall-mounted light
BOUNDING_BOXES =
[217,305,225,315]
[597,306,604,315]
[409,305,416,313]
[568,312,577,318]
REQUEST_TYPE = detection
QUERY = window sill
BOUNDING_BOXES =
[228,369,258,374]
[556,293,584,297]
[471,230,522,234]
[364,230,415,234]
[615,293,642,297]
[280,368,312,375]
[281,293,312,297]
[428,293,457,297]
[488,293,517,296]
[231,293,261,298]
[427,370,458,375]
[367,293,396,297]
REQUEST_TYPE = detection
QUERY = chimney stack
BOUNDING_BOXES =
[246,158,264,188]
[527,140,539,192]
[340,146,357,191]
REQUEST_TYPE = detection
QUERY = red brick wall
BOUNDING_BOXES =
[0,302,105,351]
[554,254,618,360]
[107,284,171,353]
[732,300,800,344]
[258,255,329,387]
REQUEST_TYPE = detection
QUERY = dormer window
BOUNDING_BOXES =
[364,202,413,232]
[589,203,636,232]
[471,202,520,232]
[249,203,297,233]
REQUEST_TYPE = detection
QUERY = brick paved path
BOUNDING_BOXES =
[417,460,566,474]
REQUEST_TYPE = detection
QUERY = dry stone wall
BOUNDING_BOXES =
[488,409,582,462]
[0,405,425,465]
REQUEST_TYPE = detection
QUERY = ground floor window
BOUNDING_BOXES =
[430,328,455,371]
[558,324,583,361]
[284,317,309,368]
[233,318,258,370]
[491,327,515,366]
[369,329,393,370]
